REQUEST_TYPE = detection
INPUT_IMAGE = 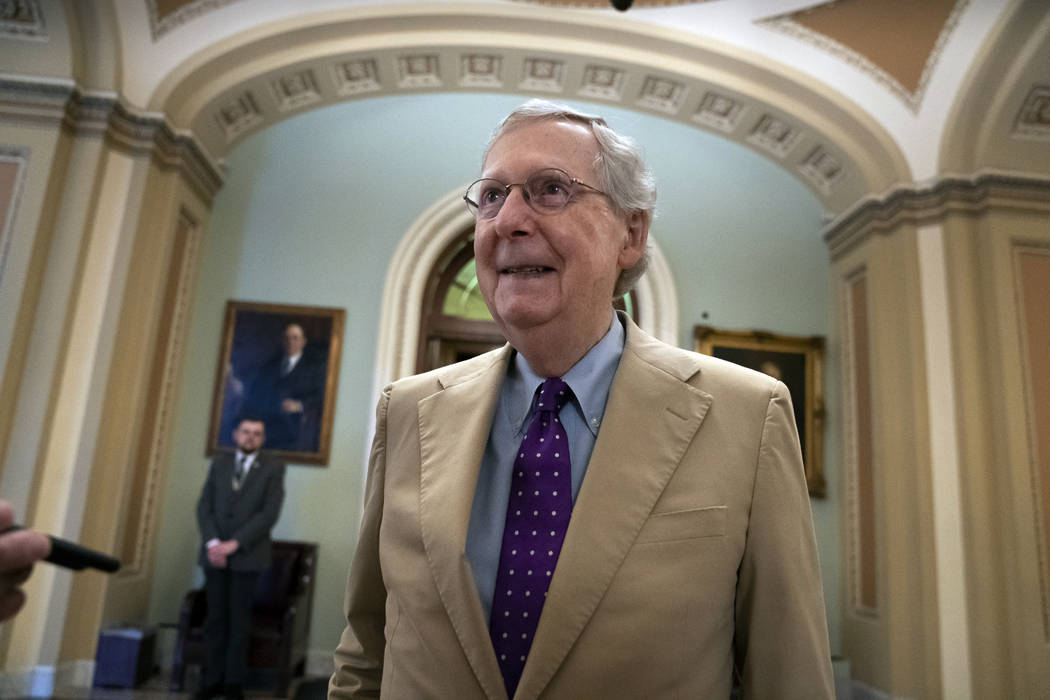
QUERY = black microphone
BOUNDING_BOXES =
[4,525,120,573]
[611,0,634,10]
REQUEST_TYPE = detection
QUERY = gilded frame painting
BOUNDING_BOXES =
[207,300,345,466]
[694,326,826,497]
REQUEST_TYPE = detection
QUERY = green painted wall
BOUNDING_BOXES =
[149,92,840,667]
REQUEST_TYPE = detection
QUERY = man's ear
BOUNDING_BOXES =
[619,209,650,269]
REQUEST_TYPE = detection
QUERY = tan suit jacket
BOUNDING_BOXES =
[331,318,833,699]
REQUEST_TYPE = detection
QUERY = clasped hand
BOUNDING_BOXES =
[206,539,240,568]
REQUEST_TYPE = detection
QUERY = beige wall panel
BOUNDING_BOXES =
[1017,250,1050,628]
[836,224,940,699]
[0,121,71,667]
[943,210,1014,700]
[57,158,210,661]
[945,203,1050,699]
[0,160,21,252]
[0,132,118,670]
[0,124,67,490]
[846,273,878,613]
[838,247,888,693]
[103,182,210,636]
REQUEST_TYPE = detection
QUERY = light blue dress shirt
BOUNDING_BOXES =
[465,315,626,622]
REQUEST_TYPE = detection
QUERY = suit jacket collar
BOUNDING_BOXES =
[417,318,712,700]
[218,450,276,491]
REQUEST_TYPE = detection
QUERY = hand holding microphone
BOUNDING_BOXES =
[0,499,120,622]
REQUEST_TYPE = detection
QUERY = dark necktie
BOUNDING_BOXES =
[489,377,573,697]
[233,454,247,490]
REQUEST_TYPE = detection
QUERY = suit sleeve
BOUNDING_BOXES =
[329,388,391,700]
[734,381,834,699]
[231,460,286,550]
[196,461,220,543]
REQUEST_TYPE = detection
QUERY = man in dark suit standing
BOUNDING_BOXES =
[245,323,326,452]
[196,417,285,700]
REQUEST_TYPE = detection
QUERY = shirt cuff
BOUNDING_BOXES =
[206,538,221,549]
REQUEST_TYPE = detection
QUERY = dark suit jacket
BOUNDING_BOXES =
[196,452,286,572]
[330,316,833,699]
[245,351,326,451]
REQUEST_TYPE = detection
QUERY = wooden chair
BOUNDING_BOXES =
[171,540,318,697]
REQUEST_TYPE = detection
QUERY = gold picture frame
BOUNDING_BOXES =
[694,326,826,497]
[207,300,345,466]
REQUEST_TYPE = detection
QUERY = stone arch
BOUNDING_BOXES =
[152,4,910,215]
[938,2,1050,176]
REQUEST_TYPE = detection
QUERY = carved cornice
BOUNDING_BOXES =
[0,79,223,203]
[823,171,1050,261]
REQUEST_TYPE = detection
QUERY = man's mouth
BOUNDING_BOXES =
[501,265,554,274]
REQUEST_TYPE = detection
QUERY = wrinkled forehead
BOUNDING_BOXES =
[482,120,600,181]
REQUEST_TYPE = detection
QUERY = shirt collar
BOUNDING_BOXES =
[506,314,625,437]
[235,450,257,469]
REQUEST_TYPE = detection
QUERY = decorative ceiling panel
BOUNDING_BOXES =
[0,0,46,39]
[148,0,242,39]
[693,92,746,134]
[520,58,566,93]
[1014,86,1050,141]
[761,0,968,111]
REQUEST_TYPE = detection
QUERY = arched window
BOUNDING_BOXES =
[416,231,504,372]
[416,229,637,373]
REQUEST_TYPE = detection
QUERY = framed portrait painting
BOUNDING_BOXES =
[694,325,826,497]
[207,300,345,465]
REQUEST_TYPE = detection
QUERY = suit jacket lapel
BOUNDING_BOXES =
[234,453,264,493]
[216,453,236,499]
[517,320,713,699]
[418,347,513,700]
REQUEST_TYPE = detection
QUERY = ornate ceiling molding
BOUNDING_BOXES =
[0,79,223,203]
[0,0,46,40]
[154,7,911,215]
[194,46,864,206]
[823,170,1050,261]
[147,0,242,40]
[1014,86,1050,141]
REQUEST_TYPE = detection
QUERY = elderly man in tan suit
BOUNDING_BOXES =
[330,100,834,699]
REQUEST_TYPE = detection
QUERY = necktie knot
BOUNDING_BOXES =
[534,376,571,416]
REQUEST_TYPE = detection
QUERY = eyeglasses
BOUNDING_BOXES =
[463,168,607,219]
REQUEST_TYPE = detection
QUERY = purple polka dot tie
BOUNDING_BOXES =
[489,377,573,698]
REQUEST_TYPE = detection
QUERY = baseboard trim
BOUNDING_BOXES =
[57,659,95,689]
[0,665,54,697]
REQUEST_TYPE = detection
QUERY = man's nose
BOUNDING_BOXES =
[493,186,533,237]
